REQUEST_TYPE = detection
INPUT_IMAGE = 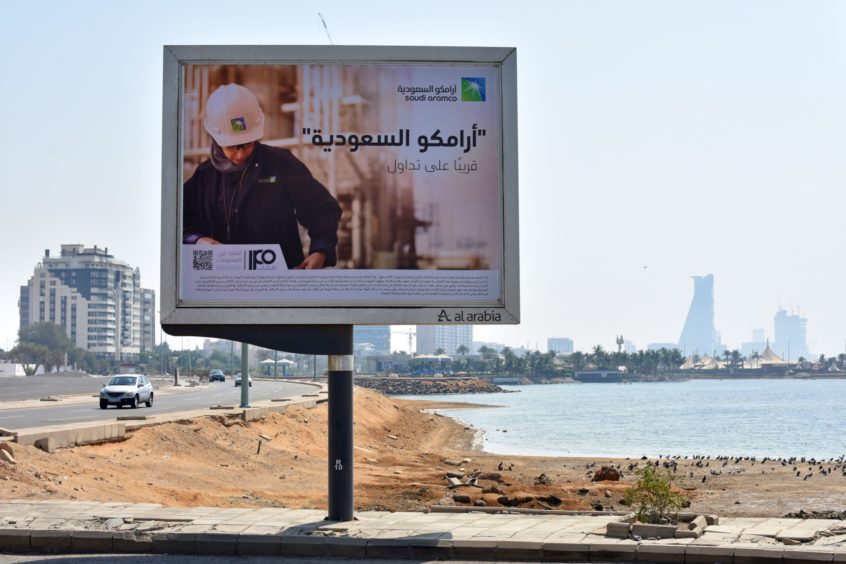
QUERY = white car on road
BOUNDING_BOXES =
[99,375,154,409]
[234,373,253,387]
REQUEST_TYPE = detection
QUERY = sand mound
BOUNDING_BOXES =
[2,387,844,516]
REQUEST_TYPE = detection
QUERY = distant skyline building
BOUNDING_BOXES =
[740,328,768,358]
[18,244,155,362]
[678,274,717,356]
[354,326,391,355]
[416,325,473,355]
[773,309,809,361]
[547,337,574,354]
[647,342,679,351]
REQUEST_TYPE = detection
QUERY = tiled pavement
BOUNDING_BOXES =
[1,500,846,561]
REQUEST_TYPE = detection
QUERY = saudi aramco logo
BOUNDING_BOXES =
[230,117,247,132]
[461,77,486,102]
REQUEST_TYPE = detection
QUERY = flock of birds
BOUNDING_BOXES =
[593,454,846,483]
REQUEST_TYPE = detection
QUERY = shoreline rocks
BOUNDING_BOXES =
[355,377,506,395]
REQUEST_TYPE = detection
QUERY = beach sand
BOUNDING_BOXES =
[0,387,843,517]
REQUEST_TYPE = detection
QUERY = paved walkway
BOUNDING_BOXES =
[1,500,845,561]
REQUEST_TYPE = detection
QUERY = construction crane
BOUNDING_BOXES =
[392,328,416,355]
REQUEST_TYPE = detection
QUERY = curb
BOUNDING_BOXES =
[2,528,845,562]
[4,382,328,451]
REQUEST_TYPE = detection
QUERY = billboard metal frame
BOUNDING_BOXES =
[161,45,519,327]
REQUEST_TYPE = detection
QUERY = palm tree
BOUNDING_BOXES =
[592,345,607,369]
[751,350,761,369]
[456,345,469,356]
[570,351,586,371]
[730,350,742,370]
[501,347,517,375]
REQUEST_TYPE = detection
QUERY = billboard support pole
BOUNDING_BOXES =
[327,325,354,521]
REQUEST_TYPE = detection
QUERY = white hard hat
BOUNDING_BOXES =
[203,84,265,146]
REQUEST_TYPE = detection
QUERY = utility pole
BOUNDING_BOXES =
[240,342,250,408]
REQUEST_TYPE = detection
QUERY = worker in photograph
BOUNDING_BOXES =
[183,83,341,269]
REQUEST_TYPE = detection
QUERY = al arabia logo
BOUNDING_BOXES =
[461,77,486,102]
[230,117,247,132]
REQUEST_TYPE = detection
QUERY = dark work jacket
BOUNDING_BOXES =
[183,143,342,268]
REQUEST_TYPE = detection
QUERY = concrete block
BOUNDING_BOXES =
[278,535,327,557]
[71,530,113,552]
[689,516,709,530]
[149,532,196,554]
[676,529,701,539]
[636,543,688,563]
[366,538,410,559]
[112,532,153,553]
[243,407,272,422]
[33,437,56,454]
[0,528,30,551]
[237,533,282,556]
[30,529,73,552]
[734,546,784,564]
[607,522,631,538]
[632,523,678,539]
[452,539,499,560]
[409,537,453,560]
[589,541,639,562]
[321,537,367,558]
[194,532,239,555]
[542,541,591,562]
[497,540,544,561]
[782,548,835,563]
[637,543,685,562]
[685,544,735,564]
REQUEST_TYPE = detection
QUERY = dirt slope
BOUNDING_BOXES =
[1,387,844,516]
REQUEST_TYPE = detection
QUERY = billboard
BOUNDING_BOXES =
[161,46,519,326]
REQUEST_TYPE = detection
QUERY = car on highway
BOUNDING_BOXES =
[99,374,154,409]
[209,369,225,382]
[234,373,252,387]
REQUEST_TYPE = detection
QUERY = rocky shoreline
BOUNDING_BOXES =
[354,377,507,395]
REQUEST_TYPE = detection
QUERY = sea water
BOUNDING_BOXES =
[398,379,846,459]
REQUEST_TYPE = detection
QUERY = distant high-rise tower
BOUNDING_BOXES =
[678,274,716,356]
[354,326,391,355]
[416,325,473,355]
[547,338,574,354]
[773,309,808,361]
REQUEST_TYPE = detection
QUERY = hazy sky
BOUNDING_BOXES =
[1,1,844,355]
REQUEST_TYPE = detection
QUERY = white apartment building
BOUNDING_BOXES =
[416,325,473,356]
[19,245,155,362]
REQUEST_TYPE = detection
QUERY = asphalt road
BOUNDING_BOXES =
[0,374,115,402]
[0,378,316,430]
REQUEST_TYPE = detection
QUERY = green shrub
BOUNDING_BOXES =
[624,465,687,524]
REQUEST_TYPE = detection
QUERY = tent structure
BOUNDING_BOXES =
[758,344,788,366]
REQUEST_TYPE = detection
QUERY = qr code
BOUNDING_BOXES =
[192,250,213,271]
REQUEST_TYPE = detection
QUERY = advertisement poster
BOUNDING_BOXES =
[179,63,503,307]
